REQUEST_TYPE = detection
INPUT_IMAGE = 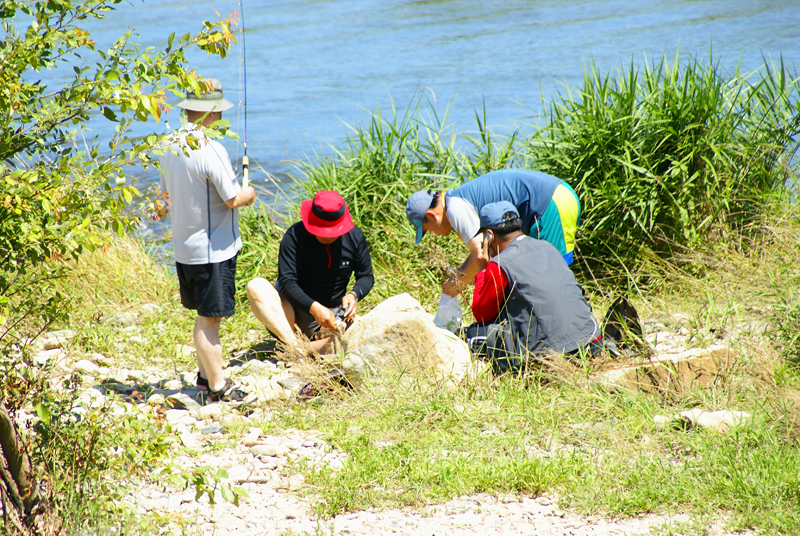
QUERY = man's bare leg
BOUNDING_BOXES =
[194,315,225,392]
[247,277,299,348]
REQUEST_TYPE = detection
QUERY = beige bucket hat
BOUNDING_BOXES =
[176,78,234,112]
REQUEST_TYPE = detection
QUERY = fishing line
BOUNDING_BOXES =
[237,0,249,189]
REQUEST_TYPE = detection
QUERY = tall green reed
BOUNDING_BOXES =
[526,52,800,276]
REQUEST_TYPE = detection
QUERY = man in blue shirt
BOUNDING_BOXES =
[406,169,581,296]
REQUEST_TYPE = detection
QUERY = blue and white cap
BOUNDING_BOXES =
[406,190,435,244]
[479,201,519,229]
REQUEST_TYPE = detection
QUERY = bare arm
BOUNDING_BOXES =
[442,234,485,297]
[224,185,256,209]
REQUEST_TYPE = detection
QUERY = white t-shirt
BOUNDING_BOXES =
[159,125,242,265]
[445,195,481,245]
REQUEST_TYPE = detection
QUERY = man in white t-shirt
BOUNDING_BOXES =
[159,78,255,403]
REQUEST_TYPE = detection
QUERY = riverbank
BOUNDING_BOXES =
[21,189,797,535]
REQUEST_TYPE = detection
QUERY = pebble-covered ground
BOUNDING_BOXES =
[25,313,765,536]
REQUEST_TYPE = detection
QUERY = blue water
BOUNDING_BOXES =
[30,0,800,227]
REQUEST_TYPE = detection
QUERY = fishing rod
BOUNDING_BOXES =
[238,0,249,189]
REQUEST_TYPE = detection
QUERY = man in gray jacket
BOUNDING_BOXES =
[464,201,601,373]
[159,78,255,402]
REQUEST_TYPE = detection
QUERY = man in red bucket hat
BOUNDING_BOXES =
[247,191,374,353]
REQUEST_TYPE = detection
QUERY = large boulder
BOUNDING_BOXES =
[342,293,474,383]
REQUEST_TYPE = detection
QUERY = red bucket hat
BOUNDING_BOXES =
[300,191,355,238]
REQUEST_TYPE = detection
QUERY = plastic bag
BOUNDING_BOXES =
[433,292,463,333]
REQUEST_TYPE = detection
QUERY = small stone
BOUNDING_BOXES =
[276,376,308,391]
[90,353,114,366]
[288,473,305,491]
[112,368,130,384]
[678,409,751,433]
[147,393,165,406]
[201,424,223,435]
[221,414,251,427]
[192,404,223,421]
[129,336,148,344]
[107,312,138,327]
[284,440,302,451]
[33,349,63,366]
[126,370,148,382]
[45,329,75,339]
[74,359,102,375]
[250,444,289,457]
[167,393,202,412]
[179,432,200,449]
[161,379,182,391]
[165,409,189,423]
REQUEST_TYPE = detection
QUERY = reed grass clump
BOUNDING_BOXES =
[526,53,800,275]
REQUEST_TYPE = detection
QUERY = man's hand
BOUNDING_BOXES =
[441,273,464,297]
[225,185,256,209]
[341,292,358,321]
[310,301,337,331]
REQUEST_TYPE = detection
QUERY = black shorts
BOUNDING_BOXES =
[176,255,237,318]
[274,281,345,339]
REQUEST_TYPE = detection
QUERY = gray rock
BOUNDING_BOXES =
[165,393,202,412]
[342,293,474,384]
[107,312,138,327]
[276,375,308,391]
[201,424,223,435]
[129,336,148,344]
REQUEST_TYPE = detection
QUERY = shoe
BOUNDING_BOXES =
[207,378,249,403]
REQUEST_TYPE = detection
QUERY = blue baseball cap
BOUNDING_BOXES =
[406,190,435,244]
[479,201,518,229]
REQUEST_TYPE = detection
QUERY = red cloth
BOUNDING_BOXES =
[471,262,509,323]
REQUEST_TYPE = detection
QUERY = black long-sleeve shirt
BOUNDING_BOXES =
[277,222,374,312]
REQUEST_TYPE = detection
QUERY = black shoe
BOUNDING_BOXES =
[207,378,249,403]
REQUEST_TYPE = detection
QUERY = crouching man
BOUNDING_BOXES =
[247,191,374,353]
[464,201,601,374]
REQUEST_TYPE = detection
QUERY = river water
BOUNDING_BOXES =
[43,0,800,231]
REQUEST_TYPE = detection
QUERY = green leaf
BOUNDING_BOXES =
[34,402,51,425]
[101,107,117,121]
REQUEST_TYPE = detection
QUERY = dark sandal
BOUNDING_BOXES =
[207,378,249,403]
